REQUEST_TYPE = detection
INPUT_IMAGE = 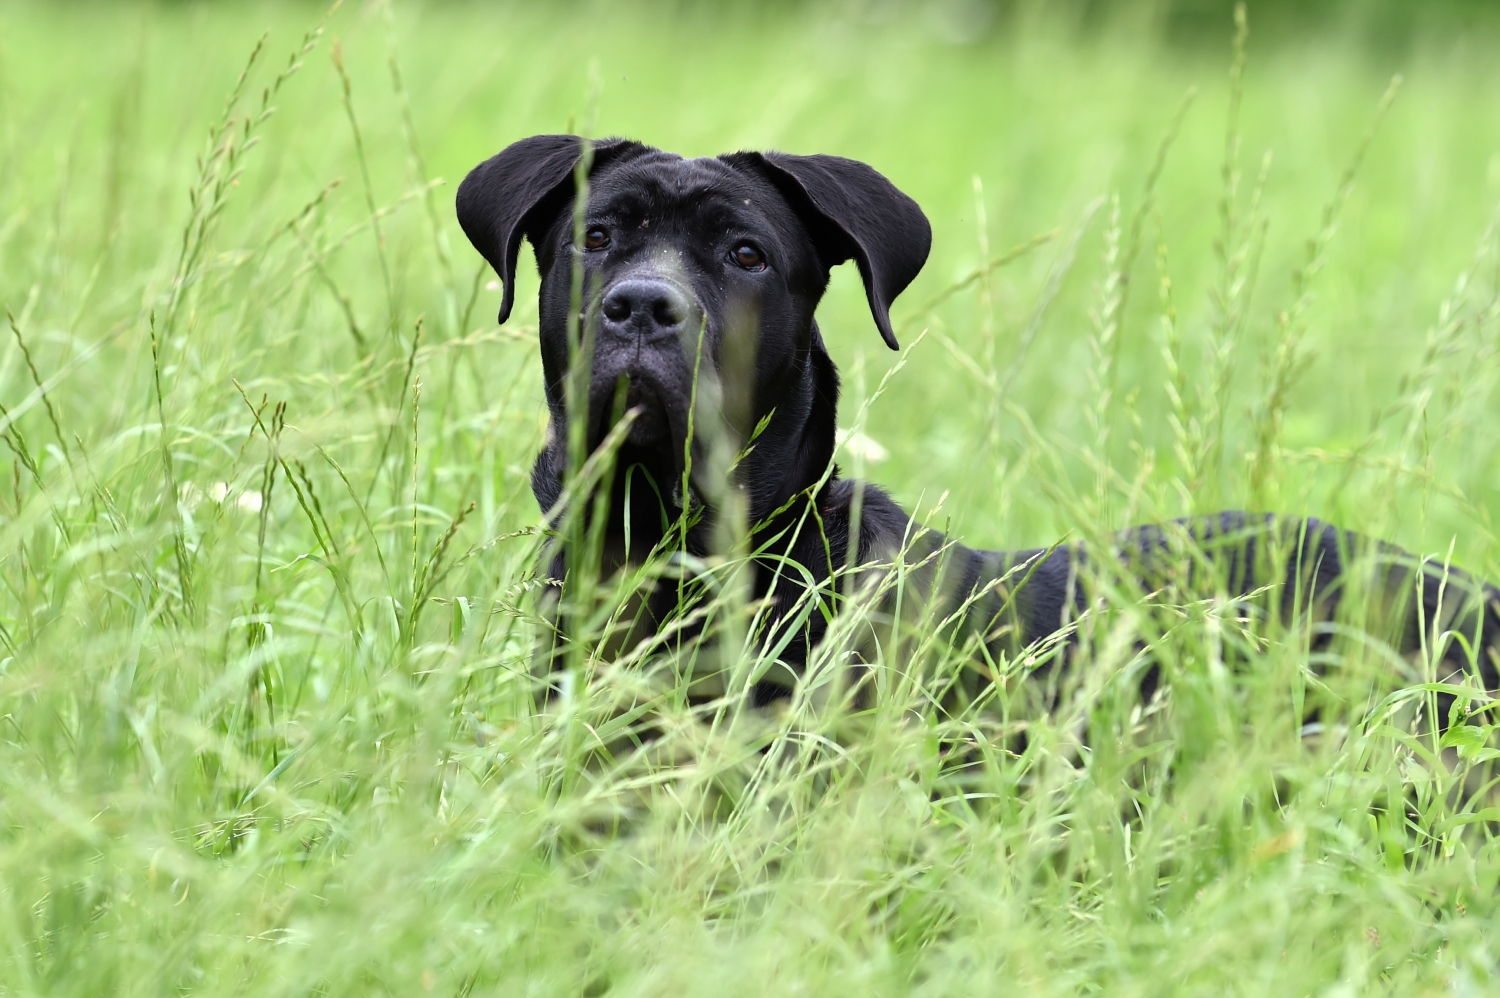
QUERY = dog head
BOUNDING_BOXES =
[457,136,930,525]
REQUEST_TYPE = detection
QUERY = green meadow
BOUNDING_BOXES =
[3,0,1500,993]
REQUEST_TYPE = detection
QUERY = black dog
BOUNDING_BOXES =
[457,135,1500,711]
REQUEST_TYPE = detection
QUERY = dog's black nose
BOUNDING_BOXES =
[600,279,690,341]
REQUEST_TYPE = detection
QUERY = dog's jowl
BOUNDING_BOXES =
[457,134,1500,712]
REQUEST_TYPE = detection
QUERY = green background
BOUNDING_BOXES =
[2,1,1500,994]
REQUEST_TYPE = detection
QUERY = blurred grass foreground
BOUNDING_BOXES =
[4,0,1500,994]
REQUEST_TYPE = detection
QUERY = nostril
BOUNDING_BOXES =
[602,295,631,322]
[653,297,686,327]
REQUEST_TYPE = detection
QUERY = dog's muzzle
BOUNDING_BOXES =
[586,277,704,456]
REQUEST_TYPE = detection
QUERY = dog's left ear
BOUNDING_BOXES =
[721,151,931,350]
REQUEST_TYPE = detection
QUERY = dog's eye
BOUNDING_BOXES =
[583,228,609,251]
[732,244,766,271]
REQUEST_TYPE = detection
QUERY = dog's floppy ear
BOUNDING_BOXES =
[457,135,645,324]
[721,151,930,350]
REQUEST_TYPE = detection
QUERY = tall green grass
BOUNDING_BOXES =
[1,1,1500,993]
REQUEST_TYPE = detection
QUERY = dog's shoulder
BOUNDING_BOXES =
[821,477,913,561]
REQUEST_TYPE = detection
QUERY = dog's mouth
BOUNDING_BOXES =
[627,378,676,446]
[588,370,686,460]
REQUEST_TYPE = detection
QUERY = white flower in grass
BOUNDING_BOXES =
[207,482,263,513]
[835,427,889,464]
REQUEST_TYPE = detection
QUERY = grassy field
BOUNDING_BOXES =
[3,1,1500,993]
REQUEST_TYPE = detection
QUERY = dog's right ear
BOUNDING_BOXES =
[457,135,644,324]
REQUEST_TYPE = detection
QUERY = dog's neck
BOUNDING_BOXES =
[738,324,843,523]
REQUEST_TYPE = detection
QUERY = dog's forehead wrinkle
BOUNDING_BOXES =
[596,156,791,232]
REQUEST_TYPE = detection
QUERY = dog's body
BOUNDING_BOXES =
[457,136,1500,708]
